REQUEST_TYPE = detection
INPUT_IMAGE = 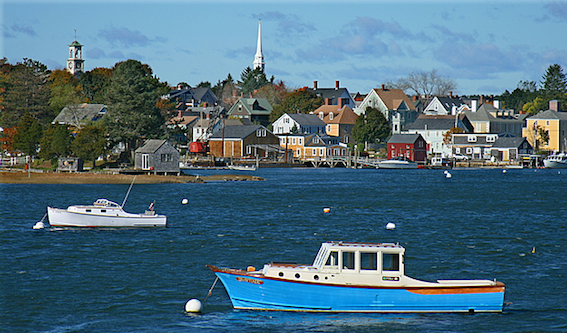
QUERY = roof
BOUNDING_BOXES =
[312,105,358,124]
[373,88,416,110]
[530,109,567,120]
[135,139,168,153]
[388,133,422,144]
[167,115,198,126]
[305,87,350,102]
[287,113,326,126]
[230,98,273,115]
[209,125,264,139]
[405,115,457,130]
[491,137,529,149]
[52,103,107,126]
[464,106,495,122]
[430,96,466,111]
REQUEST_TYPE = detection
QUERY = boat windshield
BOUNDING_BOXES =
[93,199,121,208]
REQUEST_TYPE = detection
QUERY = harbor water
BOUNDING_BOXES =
[1,168,566,332]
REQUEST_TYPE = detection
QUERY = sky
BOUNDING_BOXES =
[2,0,567,96]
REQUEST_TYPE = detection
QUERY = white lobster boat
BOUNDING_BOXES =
[47,199,166,228]
[543,152,567,168]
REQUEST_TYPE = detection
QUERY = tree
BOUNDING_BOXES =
[541,64,567,98]
[238,66,272,95]
[104,60,169,157]
[48,69,86,124]
[443,127,464,145]
[497,80,539,111]
[386,69,457,98]
[39,124,72,164]
[0,58,51,128]
[269,88,324,123]
[254,80,289,108]
[71,125,106,168]
[196,81,211,88]
[13,112,43,156]
[522,96,549,115]
[212,73,237,105]
[78,67,113,103]
[352,107,391,146]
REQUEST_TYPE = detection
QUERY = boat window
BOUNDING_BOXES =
[383,253,399,271]
[101,210,106,213]
[86,209,91,212]
[360,252,377,270]
[343,251,355,270]
[325,251,338,267]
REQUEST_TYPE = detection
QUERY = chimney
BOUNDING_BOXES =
[338,98,344,109]
[314,81,318,90]
[549,99,560,111]
[493,100,500,109]
[381,84,385,90]
[471,99,478,112]
[325,98,330,105]
[449,91,453,98]
[335,81,339,90]
[412,96,417,102]
[480,95,484,105]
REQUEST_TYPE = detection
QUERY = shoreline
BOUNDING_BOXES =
[0,170,264,184]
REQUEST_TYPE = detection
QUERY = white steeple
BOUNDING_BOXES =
[253,20,265,71]
[67,30,84,75]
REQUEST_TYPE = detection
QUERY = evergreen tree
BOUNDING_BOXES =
[104,60,169,156]
[13,112,43,156]
[541,64,567,98]
[39,124,72,164]
[238,67,272,95]
[78,67,113,103]
[71,125,106,168]
[352,107,391,145]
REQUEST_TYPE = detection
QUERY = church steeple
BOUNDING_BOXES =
[67,30,84,75]
[253,20,265,71]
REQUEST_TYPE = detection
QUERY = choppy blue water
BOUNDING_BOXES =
[1,168,566,332]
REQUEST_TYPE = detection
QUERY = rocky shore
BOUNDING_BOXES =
[0,170,264,184]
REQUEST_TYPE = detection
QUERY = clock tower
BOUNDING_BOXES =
[67,35,84,75]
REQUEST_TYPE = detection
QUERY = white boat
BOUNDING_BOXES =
[47,199,166,228]
[208,241,505,313]
[227,164,257,171]
[378,157,418,169]
[543,152,567,168]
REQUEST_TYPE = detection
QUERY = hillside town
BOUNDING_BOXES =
[1,23,566,173]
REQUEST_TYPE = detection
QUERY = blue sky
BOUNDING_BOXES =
[2,0,567,96]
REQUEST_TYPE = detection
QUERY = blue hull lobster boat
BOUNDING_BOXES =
[207,241,505,313]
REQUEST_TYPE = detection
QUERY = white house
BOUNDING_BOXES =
[272,113,326,135]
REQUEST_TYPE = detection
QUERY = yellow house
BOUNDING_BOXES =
[524,101,567,152]
[278,133,346,160]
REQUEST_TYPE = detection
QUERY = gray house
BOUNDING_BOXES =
[134,139,180,174]
[52,103,107,127]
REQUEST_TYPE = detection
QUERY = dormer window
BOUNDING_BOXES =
[329,112,334,120]
[319,112,324,120]
[468,135,477,142]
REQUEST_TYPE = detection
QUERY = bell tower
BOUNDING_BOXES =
[67,31,84,75]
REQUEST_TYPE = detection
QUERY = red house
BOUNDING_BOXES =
[386,134,427,163]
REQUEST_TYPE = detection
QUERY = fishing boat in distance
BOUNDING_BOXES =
[207,241,505,313]
[377,157,418,169]
[227,164,257,171]
[47,199,166,227]
[543,152,567,168]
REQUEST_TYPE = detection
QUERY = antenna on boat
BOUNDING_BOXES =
[121,176,137,208]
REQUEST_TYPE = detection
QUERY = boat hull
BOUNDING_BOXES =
[543,160,567,168]
[47,207,166,227]
[377,162,418,169]
[209,267,505,313]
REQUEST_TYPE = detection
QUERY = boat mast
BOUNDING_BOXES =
[121,175,137,208]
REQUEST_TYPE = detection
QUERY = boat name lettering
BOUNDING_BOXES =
[236,277,264,285]
[382,276,399,281]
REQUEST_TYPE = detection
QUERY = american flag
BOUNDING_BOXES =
[148,201,155,211]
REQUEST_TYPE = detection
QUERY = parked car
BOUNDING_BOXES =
[453,154,469,160]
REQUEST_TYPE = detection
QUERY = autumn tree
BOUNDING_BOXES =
[269,88,323,123]
[254,80,289,108]
[78,67,113,103]
[522,96,549,115]
[443,127,464,145]
[71,125,107,168]
[212,73,238,105]
[104,60,169,157]
[13,112,43,156]
[352,107,391,147]
[48,69,86,122]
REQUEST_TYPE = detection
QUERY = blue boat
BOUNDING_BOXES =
[207,241,505,313]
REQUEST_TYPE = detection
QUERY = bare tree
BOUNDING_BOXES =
[385,69,457,98]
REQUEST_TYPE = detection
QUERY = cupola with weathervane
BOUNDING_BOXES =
[67,32,84,75]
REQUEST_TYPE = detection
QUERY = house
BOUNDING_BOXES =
[490,137,533,162]
[168,85,219,111]
[278,133,344,160]
[134,139,180,174]
[305,81,356,109]
[402,115,474,156]
[167,115,199,131]
[464,104,523,137]
[424,95,469,116]
[57,157,83,172]
[524,100,567,152]
[451,133,500,160]
[355,85,418,133]
[52,103,107,127]
[311,105,358,144]
[272,113,326,135]
[208,125,280,158]
[386,134,427,163]
[227,98,273,126]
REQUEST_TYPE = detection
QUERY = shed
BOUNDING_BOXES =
[58,157,83,172]
[134,139,180,174]
[386,134,427,163]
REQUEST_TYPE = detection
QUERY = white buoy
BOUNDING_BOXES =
[444,170,448,174]
[33,221,45,230]
[446,172,452,179]
[323,207,331,213]
[181,198,188,205]
[386,222,396,230]
[185,299,202,313]
[502,169,507,174]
